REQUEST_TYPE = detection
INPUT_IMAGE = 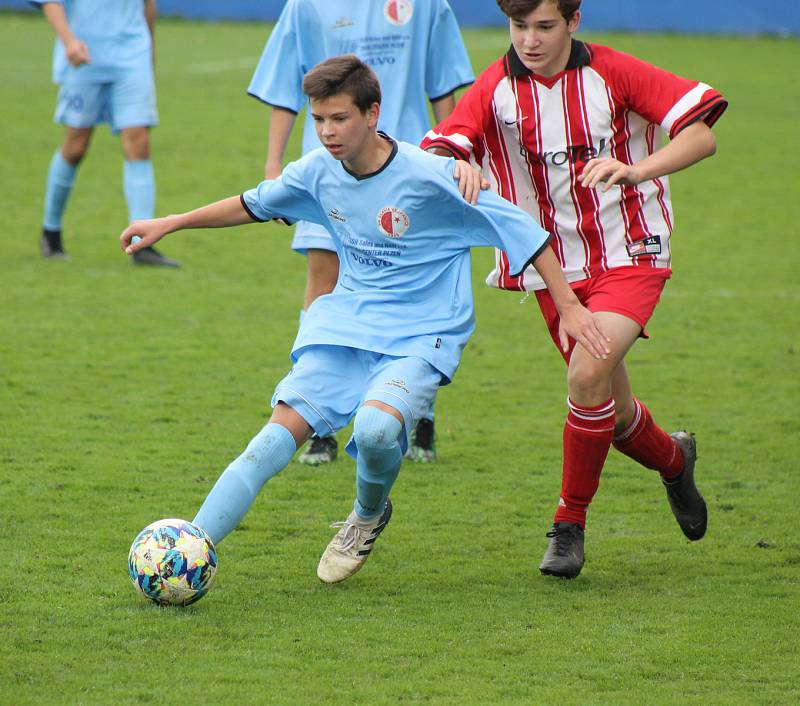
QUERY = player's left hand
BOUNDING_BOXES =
[453,160,489,205]
[557,303,611,360]
[580,158,644,192]
[120,217,173,254]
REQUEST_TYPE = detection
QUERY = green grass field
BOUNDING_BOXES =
[1,12,799,705]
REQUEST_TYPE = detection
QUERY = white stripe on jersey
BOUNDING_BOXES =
[662,83,712,132]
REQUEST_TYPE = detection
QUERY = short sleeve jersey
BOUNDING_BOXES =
[31,0,152,83]
[420,41,728,291]
[241,138,550,382]
[248,0,474,152]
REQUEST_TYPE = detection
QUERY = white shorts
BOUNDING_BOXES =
[271,345,442,457]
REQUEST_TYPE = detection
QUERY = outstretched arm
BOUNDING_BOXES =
[580,121,717,191]
[42,2,90,66]
[531,247,611,360]
[120,196,255,254]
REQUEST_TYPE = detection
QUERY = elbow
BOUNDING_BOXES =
[705,131,718,158]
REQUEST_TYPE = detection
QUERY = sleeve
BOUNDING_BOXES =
[240,159,328,228]
[28,1,63,7]
[246,0,306,113]
[463,190,551,277]
[419,65,497,160]
[598,47,728,139]
[424,0,475,101]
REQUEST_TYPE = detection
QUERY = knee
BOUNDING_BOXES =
[567,361,611,403]
[61,142,89,165]
[353,407,401,461]
[121,128,150,160]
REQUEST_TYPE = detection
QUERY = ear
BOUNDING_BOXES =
[367,102,381,129]
[568,10,581,33]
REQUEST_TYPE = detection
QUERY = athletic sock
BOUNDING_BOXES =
[43,150,78,231]
[192,422,297,544]
[353,406,403,520]
[123,159,155,221]
[553,397,615,528]
[612,398,684,480]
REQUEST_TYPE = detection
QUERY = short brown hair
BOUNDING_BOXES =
[496,0,581,22]
[302,55,382,114]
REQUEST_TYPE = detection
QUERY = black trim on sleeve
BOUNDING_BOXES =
[246,93,300,114]
[510,233,553,278]
[423,138,469,161]
[429,81,475,103]
[240,194,266,222]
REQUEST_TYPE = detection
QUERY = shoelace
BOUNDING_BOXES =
[329,521,364,553]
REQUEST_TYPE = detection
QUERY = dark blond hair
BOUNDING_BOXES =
[302,55,382,113]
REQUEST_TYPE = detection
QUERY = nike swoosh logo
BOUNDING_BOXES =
[504,116,528,125]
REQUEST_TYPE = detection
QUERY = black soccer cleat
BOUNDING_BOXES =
[40,228,69,260]
[405,417,436,463]
[299,435,338,466]
[663,431,707,541]
[132,245,181,268]
[539,521,585,579]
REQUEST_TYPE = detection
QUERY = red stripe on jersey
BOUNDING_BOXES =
[484,98,523,290]
[516,77,565,269]
[647,123,674,237]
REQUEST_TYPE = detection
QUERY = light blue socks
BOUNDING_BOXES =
[353,406,403,520]
[193,423,297,544]
[43,150,78,231]
[123,159,155,221]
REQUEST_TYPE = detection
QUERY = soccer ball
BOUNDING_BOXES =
[128,518,218,606]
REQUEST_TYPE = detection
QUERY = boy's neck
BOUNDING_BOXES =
[343,132,394,176]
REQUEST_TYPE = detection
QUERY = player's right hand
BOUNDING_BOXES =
[65,38,91,67]
[120,218,170,254]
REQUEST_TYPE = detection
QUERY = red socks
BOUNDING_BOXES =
[554,398,615,528]
[613,398,683,480]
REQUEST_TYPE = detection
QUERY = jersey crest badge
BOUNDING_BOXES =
[377,206,410,238]
[384,0,413,26]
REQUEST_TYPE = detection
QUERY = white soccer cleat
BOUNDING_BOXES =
[317,499,393,584]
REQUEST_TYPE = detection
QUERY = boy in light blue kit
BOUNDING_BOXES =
[121,56,609,584]
[249,0,475,463]
[34,0,178,267]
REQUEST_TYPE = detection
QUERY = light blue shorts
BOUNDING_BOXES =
[271,345,442,457]
[291,220,337,255]
[55,70,158,134]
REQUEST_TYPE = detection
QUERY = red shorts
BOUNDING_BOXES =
[534,266,671,363]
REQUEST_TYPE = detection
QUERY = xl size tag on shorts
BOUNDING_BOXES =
[626,235,662,257]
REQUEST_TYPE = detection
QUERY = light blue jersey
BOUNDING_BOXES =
[31,0,152,84]
[248,0,474,154]
[242,138,551,383]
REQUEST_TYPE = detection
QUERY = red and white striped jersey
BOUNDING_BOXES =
[420,41,727,291]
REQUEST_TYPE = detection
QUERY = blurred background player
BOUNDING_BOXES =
[120,55,608,585]
[34,0,179,267]
[421,0,727,578]
[247,0,474,465]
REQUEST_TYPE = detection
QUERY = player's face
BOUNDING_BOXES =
[509,1,580,77]
[310,94,379,165]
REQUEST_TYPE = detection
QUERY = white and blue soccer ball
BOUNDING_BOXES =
[128,518,217,606]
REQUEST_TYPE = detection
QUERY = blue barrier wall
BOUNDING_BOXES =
[4,0,799,35]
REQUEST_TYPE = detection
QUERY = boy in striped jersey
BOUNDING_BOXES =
[421,0,728,578]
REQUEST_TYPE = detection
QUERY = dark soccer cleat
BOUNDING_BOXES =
[539,522,585,579]
[299,435,338,466]
[405,417,436,463]
[317,499,393,583]
[40,228,70,260]
[663,432,707,541]
[132,245,181,268]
